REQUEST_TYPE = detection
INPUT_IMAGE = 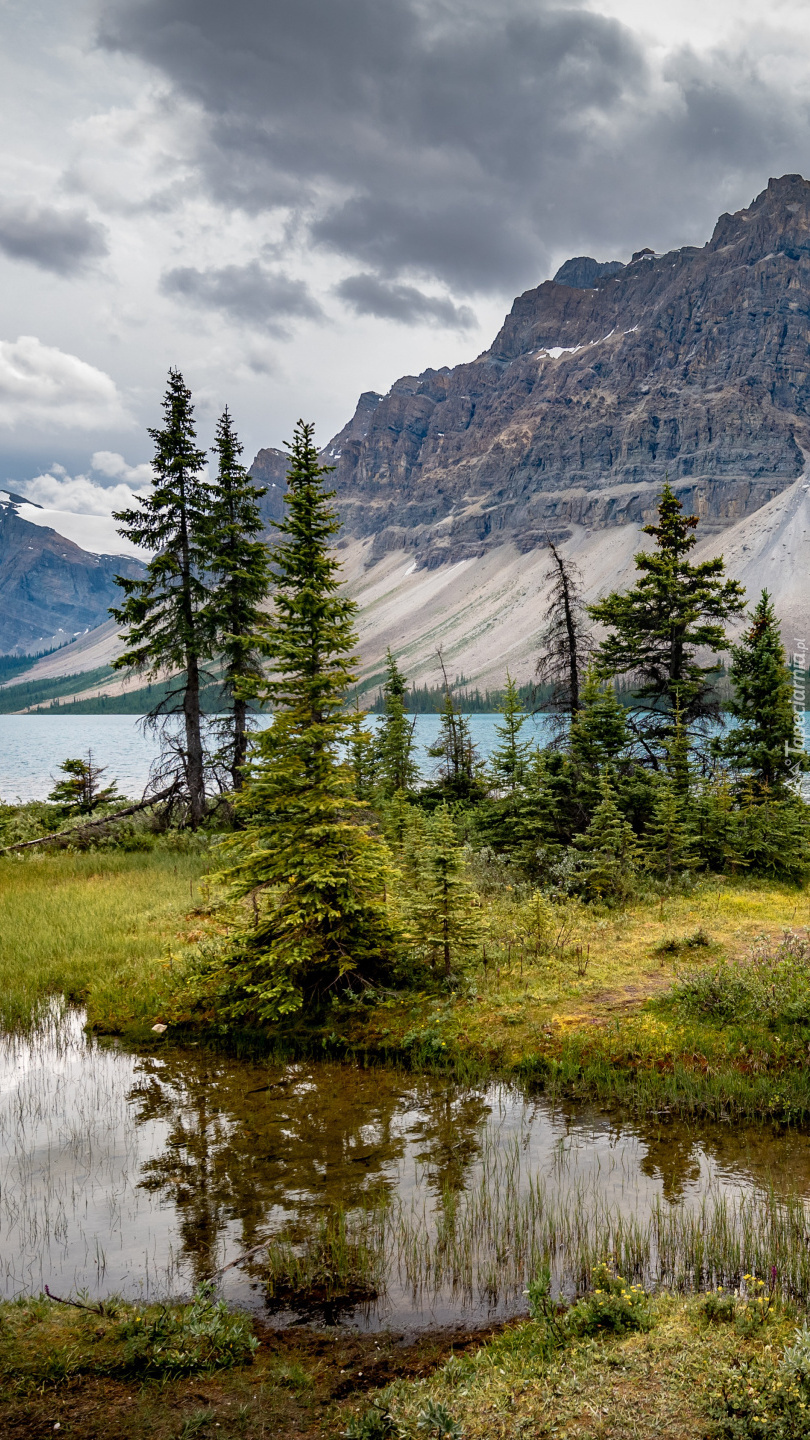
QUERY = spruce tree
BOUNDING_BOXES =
[205,407,272,792]
[642,775,698,883]
[48,752,119,815]
[568,668,629,775]
[589,485,745,759]
[490,671,532,791]
[212,421,396,1019]
[375,649,418,797]
[346,700,377,801]
[112,369,211,826]
[428,653,484,802]
[572,775,640,902]
[408,805,480,975]
[713,589,806,793]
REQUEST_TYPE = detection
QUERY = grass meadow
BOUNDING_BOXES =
[0,849,208,1032]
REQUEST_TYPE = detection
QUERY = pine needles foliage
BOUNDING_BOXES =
[712,589,807,794]
[374,650,419,797]
[572,774,641,902]
[204,421,398,1021]
[111,368,212,825]
[589,485,746,756]
[490,671,532,791]
[404,805,480,975]
[204,407,272,791]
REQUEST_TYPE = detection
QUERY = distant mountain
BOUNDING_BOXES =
[7,175,810,693]
[0,494,144,654]
[322,173,810,568]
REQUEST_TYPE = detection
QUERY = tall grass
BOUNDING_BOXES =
[390,1133,810,1308]
[256,1134,810,1320]
[0,850,207,1031]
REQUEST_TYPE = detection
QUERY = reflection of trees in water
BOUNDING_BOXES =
[127,1056,488,1280]
[405,1084,491,1195]
[636,1123,702,1203]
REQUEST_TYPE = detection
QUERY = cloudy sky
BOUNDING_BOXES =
[3,0,810,545]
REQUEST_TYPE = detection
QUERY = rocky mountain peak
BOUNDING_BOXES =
[552,255,625,288]
[291,174,810,570]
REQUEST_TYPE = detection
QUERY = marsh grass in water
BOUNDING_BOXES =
[263,1207,387,1320]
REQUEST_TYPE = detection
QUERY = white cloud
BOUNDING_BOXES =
[0,336,129,430]
[20,467,150,517]
[12,460,153,558]
[91,450,153,486]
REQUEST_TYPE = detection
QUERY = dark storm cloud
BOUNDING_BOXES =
[99,0,810,298]
[0,198,108,275]
[160,261,322,330]
[336,273,475,328]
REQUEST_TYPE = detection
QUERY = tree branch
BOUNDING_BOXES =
[0,785,178,855]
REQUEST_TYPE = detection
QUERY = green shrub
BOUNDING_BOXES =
[343,1404,401,1439]
[416,1398,464,1439]
[565,1264,652,1337]
[700,1289,737,1325]
[114,1283,258,1376]
[670,931,810,1026]
[709,1328,810,1437]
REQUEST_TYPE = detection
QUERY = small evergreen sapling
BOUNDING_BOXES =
[428,653,484,802]
[48,752,119,815]
[346,700,377,801]
[572,775,640,902]
[375,649,418,797]
[490,671,532,791]
[408,805,480,975]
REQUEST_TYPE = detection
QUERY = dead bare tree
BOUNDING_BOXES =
[533,537,592,735]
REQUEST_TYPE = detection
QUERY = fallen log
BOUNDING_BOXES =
[0,785,177,854]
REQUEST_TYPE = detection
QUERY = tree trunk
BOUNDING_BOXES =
[184,652,206,827]
[232,695,248,791]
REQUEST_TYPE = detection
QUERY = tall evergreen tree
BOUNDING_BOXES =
[534,539,591,721]
[205,407,272,792]
[212,421,396,1019]
[589,485,745,760]
[713,589,806,793]
[375,649,419,797]
[490,671,532,791]
[112,369,211,826]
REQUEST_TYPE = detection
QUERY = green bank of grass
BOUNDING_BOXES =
[0,848,208,1031]
[3,849,810,1124]
[5,1284,810,1440]
[359,1287,810,1440]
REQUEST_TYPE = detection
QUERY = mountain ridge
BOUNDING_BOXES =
[323,173,810,569]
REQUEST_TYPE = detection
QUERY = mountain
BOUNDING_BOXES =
[5,175,810,696]
[325,173,810,572]
[0,493,144,654]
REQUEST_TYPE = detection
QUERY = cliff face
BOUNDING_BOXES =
[321,174,810,567]
[0,497,144,653]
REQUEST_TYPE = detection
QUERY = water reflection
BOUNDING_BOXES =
[3,1011,810,1327]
